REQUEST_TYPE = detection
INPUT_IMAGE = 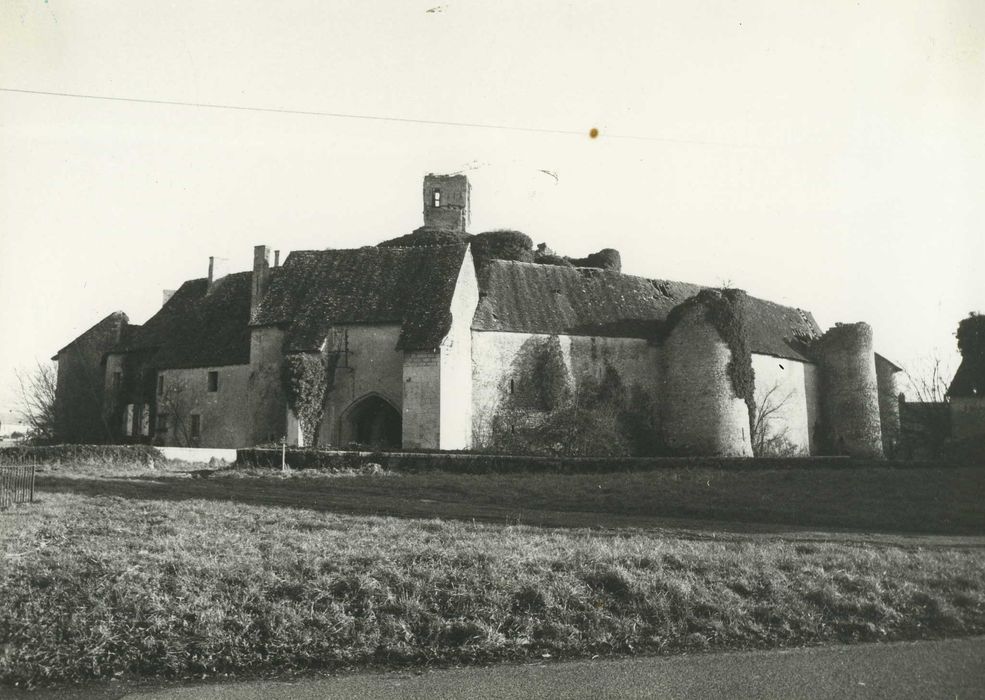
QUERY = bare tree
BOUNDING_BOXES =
[752,381,800,457]
[899,354,955,457]
[14,361,58,443]
[157,382,192,447]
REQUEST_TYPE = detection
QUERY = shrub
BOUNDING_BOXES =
[0,444,163,467]
[378,228,472,248]
[533,253,574,267]
[470,230,534,263]
[569,248,622,272]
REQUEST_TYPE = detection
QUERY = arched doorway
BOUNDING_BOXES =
[343,394,402,449]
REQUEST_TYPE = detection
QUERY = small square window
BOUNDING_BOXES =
[432,190,441,207]
[207,371,219,392]
[190,414,201,439]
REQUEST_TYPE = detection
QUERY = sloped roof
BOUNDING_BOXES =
[52,311,129,359]
[472,260,821,361]
[117,272,253,368]
[948,356,985,398]
[251,244,468,352]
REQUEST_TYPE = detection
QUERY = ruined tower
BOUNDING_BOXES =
[815,322,884,458]
[423,173,470,232]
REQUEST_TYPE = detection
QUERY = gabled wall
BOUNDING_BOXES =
[54,312,128,443]
[319,324,404,447]
[437,247,480,449]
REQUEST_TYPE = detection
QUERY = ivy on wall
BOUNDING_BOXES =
[282,352,339,445]
[664,288,757,436]
[536,335,572,410]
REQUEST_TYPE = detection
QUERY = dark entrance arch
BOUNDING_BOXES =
[344,395,402,449]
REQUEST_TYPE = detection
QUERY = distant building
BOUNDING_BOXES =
[53,174,901,457]
[947,313,985,441]
[0,410,29,438]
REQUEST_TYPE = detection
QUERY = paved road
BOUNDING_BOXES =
[42,637,966,699]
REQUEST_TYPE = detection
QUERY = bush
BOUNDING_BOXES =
[470,230,534,263]
[0,444,163,467]
[533,253,574,267]
[378,228,472,248]
[569,248,622,271]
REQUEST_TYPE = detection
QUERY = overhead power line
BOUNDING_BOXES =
[0,86,762,149]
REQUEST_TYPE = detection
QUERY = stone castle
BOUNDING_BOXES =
[53,174,902,457]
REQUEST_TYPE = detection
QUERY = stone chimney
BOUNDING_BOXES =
[207,256,230,290]
[274,250,280,267]
[423,173,470,232]
[251,245,271,316]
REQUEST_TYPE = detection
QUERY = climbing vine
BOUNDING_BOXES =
[282,353,338,445]
[536,335,572,410]
[664,288,757,436]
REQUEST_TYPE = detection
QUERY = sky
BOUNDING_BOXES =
[1,0,983,411]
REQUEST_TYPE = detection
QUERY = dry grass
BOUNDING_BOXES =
[2,480,985,688]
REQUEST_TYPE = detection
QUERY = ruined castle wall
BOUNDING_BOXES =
[661,304,753,456]
[750,354,815,455]
[438,249,480,450]
[470,330,660,446]
[875,355,901,457]
[157,364,252,448]
[815,323,884,458]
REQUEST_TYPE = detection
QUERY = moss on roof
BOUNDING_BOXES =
[116,272,253,369]
[472,260,821,361]
[251,244,468,352]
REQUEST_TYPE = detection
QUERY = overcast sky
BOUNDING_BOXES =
[1,0,982,411]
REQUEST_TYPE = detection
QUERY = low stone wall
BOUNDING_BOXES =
[236,448,879,473]
[158,447,237,464]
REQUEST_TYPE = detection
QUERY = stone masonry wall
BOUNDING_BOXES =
[319,324,405,447]
[661,303,753,456]
[402,350,441,449]
[470,330,661,447]
[815,322,884,458]
[157,364,252,448]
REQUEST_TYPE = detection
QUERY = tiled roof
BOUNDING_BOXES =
[472,260,821,361]
[117,272,253,368]
[251,244,468,352]
[948,357,985,398]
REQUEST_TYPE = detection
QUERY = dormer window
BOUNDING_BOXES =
[432,190,441,207]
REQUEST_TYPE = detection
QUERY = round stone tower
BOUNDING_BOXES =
[661,297,754,457]
[816,322,884,458]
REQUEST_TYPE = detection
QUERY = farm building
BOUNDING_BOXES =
[53,174,901,457]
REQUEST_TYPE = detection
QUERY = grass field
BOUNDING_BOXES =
[35,461,985,534]
[1,462,984,687]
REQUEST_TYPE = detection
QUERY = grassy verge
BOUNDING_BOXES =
[2,488,984,687]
